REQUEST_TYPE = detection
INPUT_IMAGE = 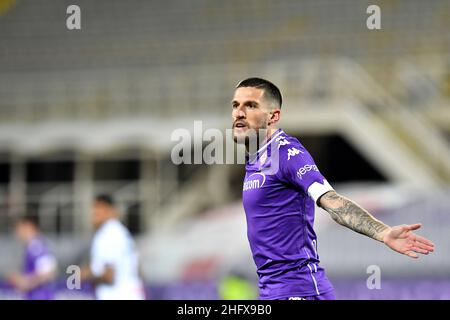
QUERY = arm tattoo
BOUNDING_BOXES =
[319,191,389,242]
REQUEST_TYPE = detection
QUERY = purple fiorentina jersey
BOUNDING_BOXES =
[242,129,335,299]
[23,236,55,300]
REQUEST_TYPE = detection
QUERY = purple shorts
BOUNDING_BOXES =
[278,290,336,300]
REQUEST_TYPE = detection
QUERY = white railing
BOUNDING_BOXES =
[0,56,447,123]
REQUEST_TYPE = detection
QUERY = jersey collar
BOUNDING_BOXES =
[247,128,284,164]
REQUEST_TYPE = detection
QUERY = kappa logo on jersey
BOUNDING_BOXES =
[275,136,290,149]
[287,147,303,160]
[296,164,318,180]
[243,172,266,191]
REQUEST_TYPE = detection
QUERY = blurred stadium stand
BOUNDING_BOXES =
[0,0,449,299]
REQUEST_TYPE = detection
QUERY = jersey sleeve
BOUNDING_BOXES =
[277,139,334,203]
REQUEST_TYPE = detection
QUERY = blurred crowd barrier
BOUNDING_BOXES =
[0,183,449,299]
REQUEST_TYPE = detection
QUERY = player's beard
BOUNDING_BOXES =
[233,120,268,154]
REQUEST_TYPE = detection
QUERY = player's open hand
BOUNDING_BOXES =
[382,224,435,259]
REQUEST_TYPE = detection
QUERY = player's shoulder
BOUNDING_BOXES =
[28,237,48,257]
[273,131,306,151]
[272,131,310,163]
[97,219,130,243]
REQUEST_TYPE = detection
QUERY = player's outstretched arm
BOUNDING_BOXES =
[318,190,435,259]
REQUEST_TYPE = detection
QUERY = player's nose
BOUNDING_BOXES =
[232,105,246,119]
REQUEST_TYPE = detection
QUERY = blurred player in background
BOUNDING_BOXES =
[81,194,145,300]
[232,77,436,300]
[8,215,57,300]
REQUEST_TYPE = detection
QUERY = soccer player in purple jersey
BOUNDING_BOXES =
[231,78,435,300]
[8,216,57,300]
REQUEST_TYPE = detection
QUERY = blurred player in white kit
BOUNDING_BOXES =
[81,194,145,300]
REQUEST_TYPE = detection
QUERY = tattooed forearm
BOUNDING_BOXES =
[318,191,389,242]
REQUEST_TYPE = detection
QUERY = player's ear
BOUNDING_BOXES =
[269,109,281,125]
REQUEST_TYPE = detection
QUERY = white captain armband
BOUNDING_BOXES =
[307,180,334,203]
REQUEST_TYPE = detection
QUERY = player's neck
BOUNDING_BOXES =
[246,127,279,154]
[25,230,39,243]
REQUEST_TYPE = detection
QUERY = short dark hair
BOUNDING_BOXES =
[15,214,39,227]
[236,77,282,108]
[95,194,115,207]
